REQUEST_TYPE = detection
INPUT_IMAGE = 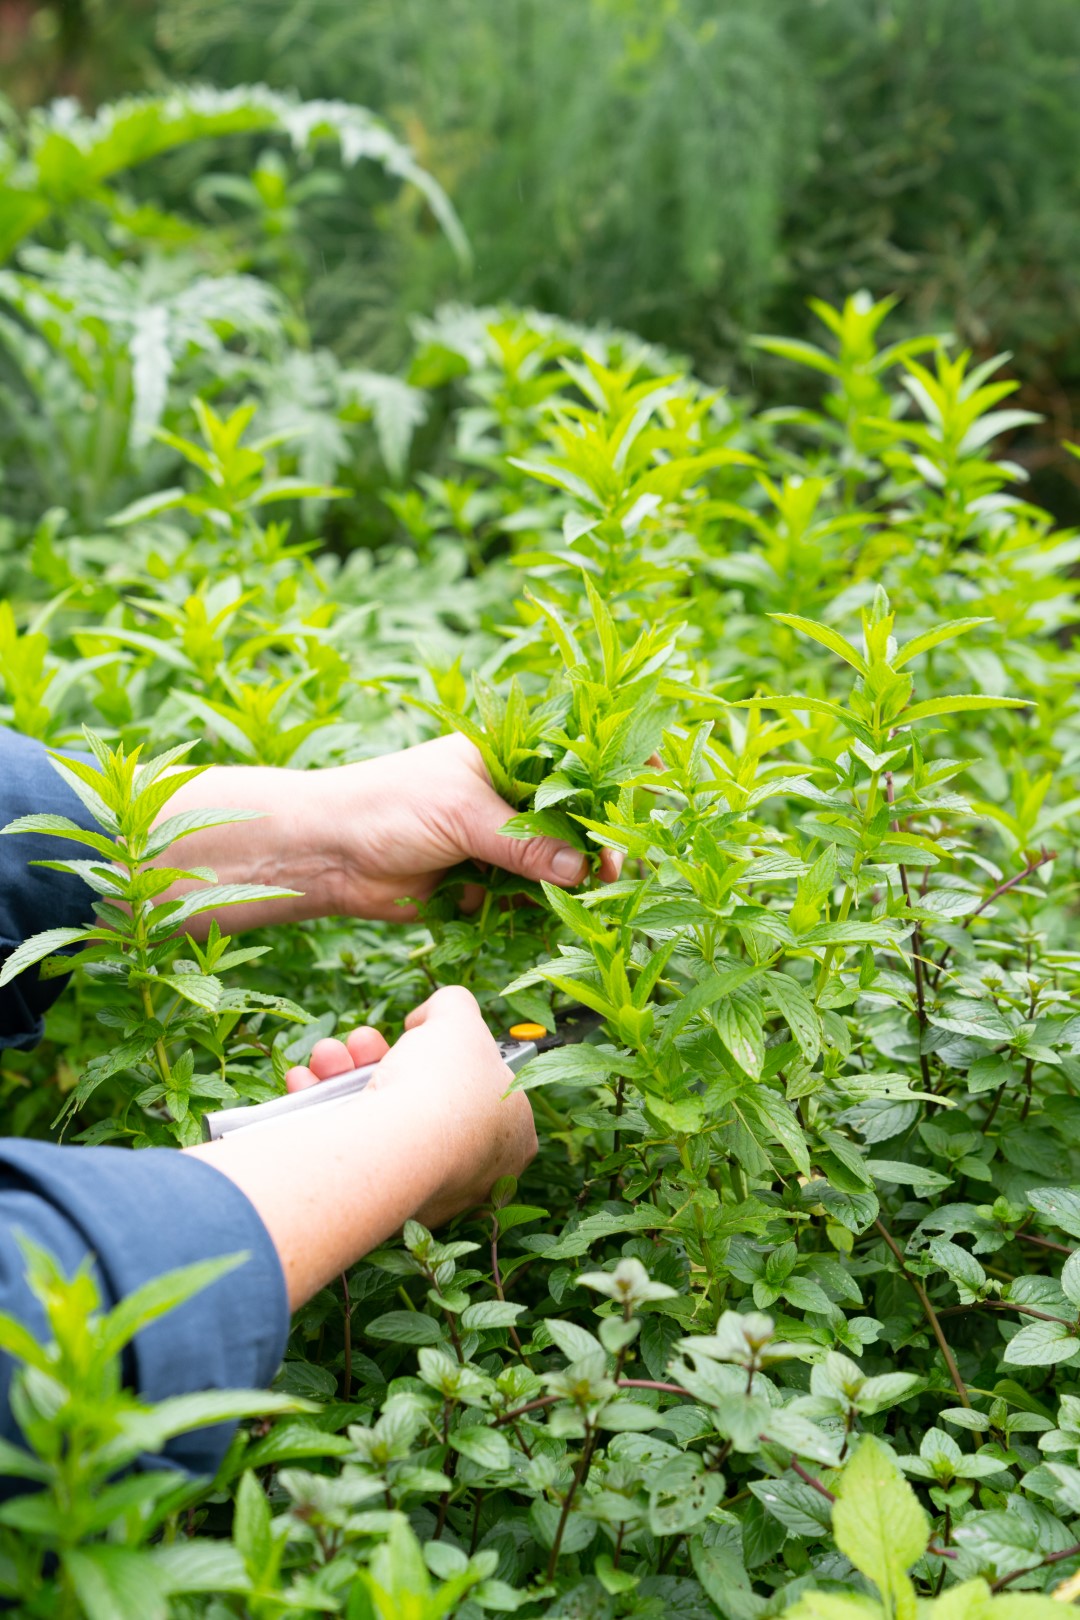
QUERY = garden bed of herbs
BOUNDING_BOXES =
[0,86,1079,1620]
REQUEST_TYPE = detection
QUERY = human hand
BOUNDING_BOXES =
[284,986,537,1226]
[191,986,537,1307]
[154,732,618,930]
[313,733,619,921]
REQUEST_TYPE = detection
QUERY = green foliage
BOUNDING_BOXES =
[0,82,465,265]
[3,73,1080,1619]
[142,0,1080,420]
[0,1237,310,1618]
[0,86,452,526]
[0,728,312,1147]
[785,1437,1064,1620]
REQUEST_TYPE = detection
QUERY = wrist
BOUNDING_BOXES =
[189,1080,455,1307]
[310,758,421,921]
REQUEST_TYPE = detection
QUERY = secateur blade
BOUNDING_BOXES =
[507,1005,606,1051]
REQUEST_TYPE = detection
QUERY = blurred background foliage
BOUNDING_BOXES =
[2,0,1079,517]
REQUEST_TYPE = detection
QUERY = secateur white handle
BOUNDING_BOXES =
[200,1036,539,1142]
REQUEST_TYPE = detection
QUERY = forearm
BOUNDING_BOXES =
[186,1082,455,1310]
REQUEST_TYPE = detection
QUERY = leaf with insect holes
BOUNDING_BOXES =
[648,1455,726,1535]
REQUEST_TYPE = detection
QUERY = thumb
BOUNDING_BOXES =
[459,780,588,887]
[404,984,483,1031]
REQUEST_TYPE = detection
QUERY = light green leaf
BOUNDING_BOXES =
[520,1205,666,1260]
[450,1426,512,1470]
[0,813,120,859]
[154,882,302,933]
[869,1161,952,1193]
[98,1392,316,1469]
[900,695,1031,725]
[832,1435,928,1616]
[596,1398,665,1432]
[459,1301,526,1331]
[857,1373,923,1414]
[1061,1251,1080,1308]
[108,487,188,527]
[100,1253,248,1360]
[770,614,869,675]
[150,1540,250,1595]
[713,990,765,1078]
[749,1475,834,1538]
[892,618,992,668]
[157,972,223,1011]
[658,962,766,1052]
[61,1547,169,1620]
[507,1043,619,1093]
[745,1084,812,1177]
[765,972,822,1064]
[232,1469,273,1575]
[747,335,840,376]
[0,1309,53,1371]
[143,807,263,860]
[1029,1188,1080,1241]
[546,1318,604,1362]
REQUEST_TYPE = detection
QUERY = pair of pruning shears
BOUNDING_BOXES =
[200,1006,604,1141]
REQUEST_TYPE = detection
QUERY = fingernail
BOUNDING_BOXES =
[551,845,586,883]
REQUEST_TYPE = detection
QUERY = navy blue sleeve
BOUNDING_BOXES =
[0,1140,289,1487]
[0,725,98,1051]
[0,729,291,1482]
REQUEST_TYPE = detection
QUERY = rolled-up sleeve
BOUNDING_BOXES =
[0,1140,289,1484]
[0,726,98,1051]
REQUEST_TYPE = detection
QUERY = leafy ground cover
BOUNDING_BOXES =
[1,87,1080,1620]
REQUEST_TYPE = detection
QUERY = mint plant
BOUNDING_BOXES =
[2,113,1080,1613]
[0,730,310,1145]
[0,1238,309,1619]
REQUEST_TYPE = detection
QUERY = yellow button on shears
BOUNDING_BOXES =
[509,1022,547,1040]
